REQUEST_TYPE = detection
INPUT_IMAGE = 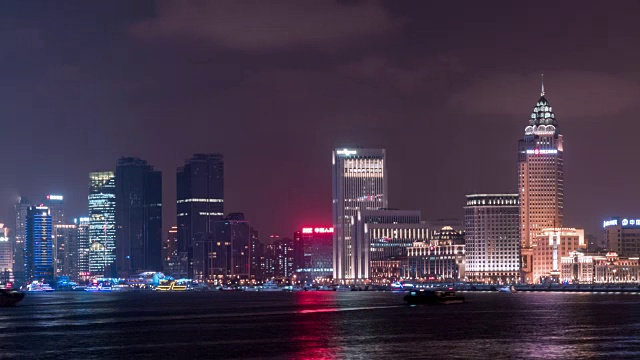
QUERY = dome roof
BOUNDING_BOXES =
[528,95,558,127]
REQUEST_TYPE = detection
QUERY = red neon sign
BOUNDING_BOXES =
[302,227,334,234]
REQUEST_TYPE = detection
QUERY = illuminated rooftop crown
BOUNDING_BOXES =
[524,74,558,136]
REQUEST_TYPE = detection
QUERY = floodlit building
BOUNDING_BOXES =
[407,226,465,282]
[88,171,116,276]
[332,148,387,281]
[464,194,521,283]
[603,217,640,257]
[518,81,564,280]
[532,227,585,283]
[561,251,639,284]
[355,209,428,283]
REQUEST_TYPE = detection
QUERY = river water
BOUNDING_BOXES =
[1,291,640,359]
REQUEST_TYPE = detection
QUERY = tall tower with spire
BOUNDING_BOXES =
[518,76,564,282]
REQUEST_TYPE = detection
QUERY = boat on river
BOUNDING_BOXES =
[0,289,25,306]
[404,289,465,305]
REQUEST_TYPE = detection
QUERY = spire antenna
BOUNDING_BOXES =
[541,73,545,96]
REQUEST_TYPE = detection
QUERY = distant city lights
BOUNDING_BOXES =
[46,195,64,201]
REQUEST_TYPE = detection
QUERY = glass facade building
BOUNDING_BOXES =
[53,224,78,281]
[332,148,387,281]
[13,197,30,285]
[115,157,162,276]
[294,227,334,282]
[89,171,116,276]
[25,206,53,283]
[0,224,12,283]
[176,154,224,278]
[75,217,91,280]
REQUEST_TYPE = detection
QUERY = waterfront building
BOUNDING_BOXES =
[464,194,521,284]
[263,240,276,279]
[88,171,116,276]
[332,148,387,281]
[561,251,639,284]
[25,206,53,283]
[603,217,640,257]
[162,226,181,277]
[115,157,162,276]
[176,154,224,279]
[407,226,465,282]
[294,226,334,282]
[532,227,585,283]
[518,82,565,281]
[53,224,78,281]
[354,209,428,283]
[250,228,262,281]
[0,224,12,283]
[209,213,251,281]
[13,197,30,285]
[274,237,295,278]
[75,217,91,281]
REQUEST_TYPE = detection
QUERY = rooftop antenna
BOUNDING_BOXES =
[541,73,545,96]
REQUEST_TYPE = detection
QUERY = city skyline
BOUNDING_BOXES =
[3,1,640,240]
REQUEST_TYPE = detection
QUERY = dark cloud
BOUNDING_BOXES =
[131,0,399,51]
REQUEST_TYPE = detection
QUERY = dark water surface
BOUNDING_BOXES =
[2,291,640,359]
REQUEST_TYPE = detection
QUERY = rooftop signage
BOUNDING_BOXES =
[302,227,334,234]
[336,149,357,156]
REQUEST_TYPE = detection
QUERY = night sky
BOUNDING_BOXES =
[2,1,640,239]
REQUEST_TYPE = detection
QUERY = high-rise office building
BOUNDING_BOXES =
[13,197,30,285]
[274,237,295,278]
[518,82,564,280]
[332,148,387,281]
[42,195,65,226]
[0,224,12,283]
[89,171,116,276]
[53,224,78,281]
[115,157,162,276]
[25,206,53,283]
[603,217,640,257]
[75,217,91,281]
[464,194,521,283]
[294,227,334,282]
[250,228,262,281]
[205,213,251,281]
[176,154,224,278]
[354,209,428,282]
[162,226,181,276]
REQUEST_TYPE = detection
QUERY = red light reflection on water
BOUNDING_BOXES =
[290,292,341,359]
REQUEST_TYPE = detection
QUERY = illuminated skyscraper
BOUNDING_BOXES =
[294,227,334,282]
[0,224,12,283]
[176,154,224,278]
[75,217,90,280]
[25,206,53,283]
[42,195,65,226]
[88,171,116,276]
[13,197,30,284]
[115,157,162,276]
[332,148,387,281]
[518,80,564,282]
